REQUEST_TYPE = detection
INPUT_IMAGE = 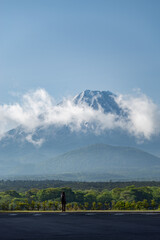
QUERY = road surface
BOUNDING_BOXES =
[0,212,160,240]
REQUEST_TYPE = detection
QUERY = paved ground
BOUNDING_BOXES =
[0,212,160,240]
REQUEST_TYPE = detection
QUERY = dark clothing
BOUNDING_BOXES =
[61,192,66,212]
[62,202,66,212]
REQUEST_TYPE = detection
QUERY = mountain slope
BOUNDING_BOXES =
[42,144,160,180]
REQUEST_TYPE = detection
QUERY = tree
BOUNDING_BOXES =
[66,203,72,211]
[1,201,9,210]
[84,190,97,207]
[92,202,96,210]
[15,202,26,210]
[53,201,59,211]
[30,200,35,210]
[97,190,112,204]
[141,199,149,210]
[25,200,29,210]
[135,200,149,210]
[130,201,136,210]
[48,201,54,210]
[73,202,79,211]
[151,199,157,210]
[111,188,122,201]
[114,201,125,210]
[74,190,85,204]
[9,202,14,211]
[97,202,103,210]
[84,202,89,210]
[104,202,110,210]
[125,201,131,210]
[42,201,47,211]
[5,190,20,198]
[36,202,41,211]
[136,201,143,210]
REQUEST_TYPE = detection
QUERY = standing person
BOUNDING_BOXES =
[61,192,66,212]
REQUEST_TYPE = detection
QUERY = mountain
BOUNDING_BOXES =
[0,89,126,159]
[0,89,160,179]
[40,144,160,181]
[73,90,123,114]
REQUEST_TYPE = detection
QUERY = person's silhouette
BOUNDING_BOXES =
[61,192,66,212]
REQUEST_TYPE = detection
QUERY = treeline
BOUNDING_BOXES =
[1,180,160,192]
[1,185,160,211]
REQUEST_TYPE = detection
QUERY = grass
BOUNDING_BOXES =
[1,210,160,213]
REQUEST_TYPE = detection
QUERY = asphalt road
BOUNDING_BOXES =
[0,212,160,240]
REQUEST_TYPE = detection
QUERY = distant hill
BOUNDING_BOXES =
[41,144,160,181]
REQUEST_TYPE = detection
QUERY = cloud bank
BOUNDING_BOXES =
[116,93,160,139]
[0,89,159,144]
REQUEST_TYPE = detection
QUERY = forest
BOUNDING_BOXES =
[1,180,160,191]
[1,184,160,211]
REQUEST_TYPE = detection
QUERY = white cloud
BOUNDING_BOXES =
[26,134,45,147]
[0,88,159,143]
[115,93,160,139]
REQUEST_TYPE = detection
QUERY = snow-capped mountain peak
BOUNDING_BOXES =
[73,89,122,114]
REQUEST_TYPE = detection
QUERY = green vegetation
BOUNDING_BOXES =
[1,185,160,211]
[2,180,160,192]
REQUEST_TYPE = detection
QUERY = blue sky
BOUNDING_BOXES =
[0,0,160,104]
